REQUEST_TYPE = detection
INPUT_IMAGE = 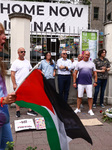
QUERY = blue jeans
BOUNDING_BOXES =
[0,122,13,150]
[93,79,107,105]
[58,75,71,102]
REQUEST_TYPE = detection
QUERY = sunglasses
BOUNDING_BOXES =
[21,51,26,53]
[62,53,67,55]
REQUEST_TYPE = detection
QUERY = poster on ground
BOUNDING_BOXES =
[35,117,46,130]
[14,119,35,132]
[80,30,99,61]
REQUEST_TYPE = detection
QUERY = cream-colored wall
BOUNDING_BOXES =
[104,22,112,64]
[5,70,13,94]
[10,17,30,64]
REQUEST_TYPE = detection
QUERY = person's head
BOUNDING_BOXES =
[78,54,83,62]
[98,49,107,58]
[0,23,6,51]
[61,50,67,59]
[18,47,26,60]
[83,51,90,61]
[45,52,53,65]
[45,52,51,60]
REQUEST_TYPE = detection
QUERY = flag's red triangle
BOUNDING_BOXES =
[16,69,54,114]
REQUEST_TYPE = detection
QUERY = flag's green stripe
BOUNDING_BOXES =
[16,101,61,150]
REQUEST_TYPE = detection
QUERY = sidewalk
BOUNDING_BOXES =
[9,104,112,150]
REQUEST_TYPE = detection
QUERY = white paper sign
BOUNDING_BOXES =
[51,52,56,56]
[14,119,35,132]
[66,51,70,54]
[60,44,66,48]
[41,56,45,59]
[51,39,56,42]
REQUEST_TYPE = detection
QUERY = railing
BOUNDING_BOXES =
[3,28,103,69]
[30,30,80,67]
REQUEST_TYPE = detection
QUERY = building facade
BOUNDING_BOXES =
[105,0,112,22]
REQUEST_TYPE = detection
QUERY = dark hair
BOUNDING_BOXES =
[0,60,6,79]
[0,23,6,78]
[45,52,53,65]
[98,49,107,57]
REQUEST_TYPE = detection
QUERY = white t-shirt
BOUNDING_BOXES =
[71,60,78,71]
[10,59,32,86]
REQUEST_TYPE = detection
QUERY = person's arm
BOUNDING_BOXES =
[53,61,56,76]
[96,69,105,73]
[107,68,110,71]
[93,59,105,73]
[0,92,16,105]
[96,66,110,72]
[11,71,17,91]
[57,59,65,70]
[73,70,78,88]
[65,60,72,71]
[93,71,97,87]
[53,70,56,77]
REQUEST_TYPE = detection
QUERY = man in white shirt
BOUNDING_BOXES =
[57,50,72,102]
[11,47,37,117]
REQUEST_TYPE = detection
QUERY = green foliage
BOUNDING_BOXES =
[82,0,91,5]
[26,146,37,150]
[102,112,112,122]
[5,141,14,150]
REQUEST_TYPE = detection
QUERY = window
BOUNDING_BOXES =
[107,13,111,21]
[94,7,99,20]
[88,23,90,29]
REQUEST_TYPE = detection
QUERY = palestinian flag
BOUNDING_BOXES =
[15,69,92,150]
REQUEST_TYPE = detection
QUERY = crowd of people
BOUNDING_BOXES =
[38,49,110,116]
[0,22,111,149]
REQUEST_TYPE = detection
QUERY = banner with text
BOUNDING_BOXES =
[0,0,88,34]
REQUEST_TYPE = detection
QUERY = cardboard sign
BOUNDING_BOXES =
[14,119,35,132]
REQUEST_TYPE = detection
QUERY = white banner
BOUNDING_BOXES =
[0,0,88,34]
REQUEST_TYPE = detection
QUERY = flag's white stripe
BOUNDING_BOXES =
[43,106,72,150]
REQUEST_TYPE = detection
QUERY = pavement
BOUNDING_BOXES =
[9,103,112,150]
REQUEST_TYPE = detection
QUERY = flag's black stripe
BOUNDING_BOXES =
[43,76,92,145]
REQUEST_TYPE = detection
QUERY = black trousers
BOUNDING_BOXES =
[58,74,71,102]
[47,78,56,91]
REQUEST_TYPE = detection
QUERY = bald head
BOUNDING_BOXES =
[78,54,83,62]
[18,47,25,53]
[18,47,26,60]
[84,51,90,55]
[61,50,67,59]
[83,51,90,61]
[61,50,67,54]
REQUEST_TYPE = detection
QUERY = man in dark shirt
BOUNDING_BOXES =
[93,49,110,108]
